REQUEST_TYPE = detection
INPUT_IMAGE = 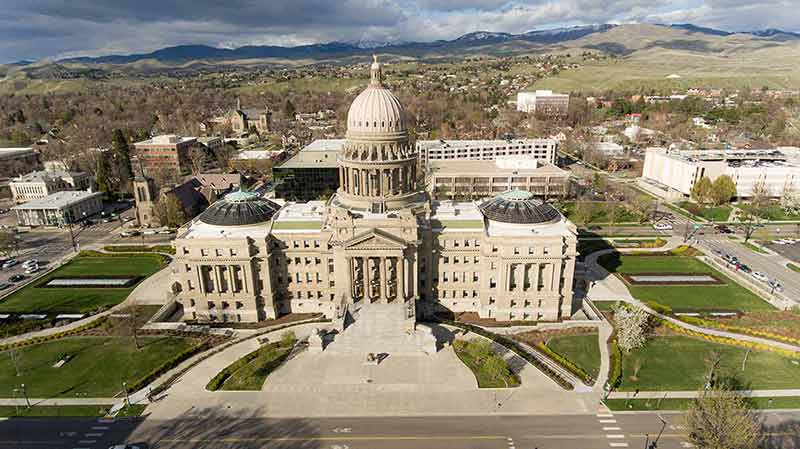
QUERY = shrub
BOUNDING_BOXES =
[645,300,673,316]
[536,342,595,385]
[608,333,623,389]
[280,330,296,347]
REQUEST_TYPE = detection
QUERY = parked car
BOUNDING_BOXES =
[9,274,24,282]
[22,259,38,268]
[0,283,10,290]
[715,225,733,234]
[120,230,140,237]
[751,271,769,282]
[123,216,135,222]
[653,222,673,231]
[158,229,174,234]
[142,229,158,235]
[24,265,39,274]
[2,259,18,269]
[768,280,784,292]
[738,263,752,274]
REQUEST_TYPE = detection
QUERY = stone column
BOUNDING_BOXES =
[533,263,540,292]
[380,257,388,302]
[214,265,222,294]
[411,252,417,299]
[398,255,405,301]
[195,265,206,294]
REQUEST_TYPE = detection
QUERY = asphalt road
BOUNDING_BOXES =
[698,236,800,307]
[3,411,798,449]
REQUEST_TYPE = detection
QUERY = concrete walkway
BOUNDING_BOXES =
[583,240,800,355]
[608,389,800,399]
[0,260,174,347]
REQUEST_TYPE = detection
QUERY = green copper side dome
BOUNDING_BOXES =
[479,189,560,224]
[198,190,281,226]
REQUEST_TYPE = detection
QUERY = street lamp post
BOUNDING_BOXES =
[122,381,130,408]
[20,383,30,408]
[12,388,19,415]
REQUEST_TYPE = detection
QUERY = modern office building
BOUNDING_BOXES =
[273,139,343,201]
[639,147,800,200]
[429,157,569,200]
[516,91,570,116]
[132,135,199,176]
[169,59,578,326]
[417,139,558,166]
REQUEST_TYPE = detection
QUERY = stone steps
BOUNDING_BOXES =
[327,303,436,355]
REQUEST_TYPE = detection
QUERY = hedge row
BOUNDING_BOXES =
[127,339,214,393]
[0,316,108,352]
[536,342,595,385]
[675,315,800,347]
[206,341,292,391]
[103,245,176,255]
[608,333,623,389]
[78,250,171,265]
[437,320,574,390]
[659,318,800,360]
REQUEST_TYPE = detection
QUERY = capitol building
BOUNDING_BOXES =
[169,58,578,326]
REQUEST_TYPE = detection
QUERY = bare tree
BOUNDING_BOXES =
[684,383,762,449]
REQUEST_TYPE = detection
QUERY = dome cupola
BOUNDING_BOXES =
[346,55,407,137]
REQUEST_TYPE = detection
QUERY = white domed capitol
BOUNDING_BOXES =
[170,57,578,342]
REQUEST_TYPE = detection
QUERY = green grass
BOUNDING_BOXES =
[606,396,800,411]
[560,201,643,224]
[103,245,175,255]
[756,205,800,222]
[678,202,731,222]
[453,339,520,388]
[788,263,800,274]
[271,221,323,231]
[619,335,800,391]
[593,300,624,312]
[216,342,294,391]
[0,252,167,314]
[741,241,767,254]
[0,405,111,417]
[546,334,601,379]
[0,336,196,398]
[598,253,773,312]
[115,403,147,417]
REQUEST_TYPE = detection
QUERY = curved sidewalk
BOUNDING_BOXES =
[584,242,800,355]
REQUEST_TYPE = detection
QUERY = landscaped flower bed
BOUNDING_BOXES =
[621,273,723,285]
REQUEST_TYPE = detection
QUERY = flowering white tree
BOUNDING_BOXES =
[613,304,650,353]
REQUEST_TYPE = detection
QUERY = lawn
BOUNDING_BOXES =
[453,339,520,388]
[678,201,731,222]
[598,253,773,312]
[0,252,168,314]
[560,201,643,224]
[546,334,601,379]
[592,300,624,312]
[756,204,800,222]
[788,263,800,274]
[605,396,800,411]
[618,335,800,391]
[217,342,294,391]
[0,336,196,398]
[741,241,767,254]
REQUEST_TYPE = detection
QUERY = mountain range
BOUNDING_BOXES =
[55,23,799,66]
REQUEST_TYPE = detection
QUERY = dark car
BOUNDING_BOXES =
[715,225,733,234]
[738,264,752,273]
[9,274,25,282]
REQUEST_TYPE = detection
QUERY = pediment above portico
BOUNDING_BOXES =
[342,228,408,251]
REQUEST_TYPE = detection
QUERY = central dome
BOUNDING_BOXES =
[346,55,407,137]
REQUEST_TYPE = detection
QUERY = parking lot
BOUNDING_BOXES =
[762,239,800,263]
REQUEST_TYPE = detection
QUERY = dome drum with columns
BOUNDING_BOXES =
[335,55,420,213]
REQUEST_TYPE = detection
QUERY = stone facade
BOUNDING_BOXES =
[170,59,577,325]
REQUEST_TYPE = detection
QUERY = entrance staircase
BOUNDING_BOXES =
[327,302,437,355]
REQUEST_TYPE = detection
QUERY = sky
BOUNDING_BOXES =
[1,0,798,63]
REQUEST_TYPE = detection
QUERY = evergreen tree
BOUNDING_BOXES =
[283,99,296,118]
[96,155,111,197]
[111,129,133,185]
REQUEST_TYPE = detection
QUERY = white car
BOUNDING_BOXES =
[22,259,38,268]
[751,271,769,282]
[773,239,789,245]
[653,222,673,231]
[24,265,39,274]
[2,259,18,269]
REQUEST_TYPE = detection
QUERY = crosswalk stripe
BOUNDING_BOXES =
[603,427,621,431]
[606,434,625,439]
[609,443,629,447]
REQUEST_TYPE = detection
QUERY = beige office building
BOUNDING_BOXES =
[429,157,569,200]
[10,170,93,204]
[170,60,578,326]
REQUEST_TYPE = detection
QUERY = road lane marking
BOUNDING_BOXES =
[77,441,96,445]
[609,443,629,447]
[606,434,625,439]
[597,413,614,417]
[599,419,617,423]
[90,426,109,430]
[84,433,102,437]
[603,427,621,431]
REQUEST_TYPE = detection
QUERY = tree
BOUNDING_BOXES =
[153,195,186,228]
[684,382,762,449]
[283,99,296,119]
[629,194,654,224]
[573,199,594,229]
[613,304,650,353]
[95,154,112,198]
[691,176,713,205]
[111,129,133,187]
[187,146,206,174]
[710,175,737,206]
[749,179,770,212]
[738,208,762,243]
[605,200,620,233]
[0,231,19,258]
[781,184,800,216]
